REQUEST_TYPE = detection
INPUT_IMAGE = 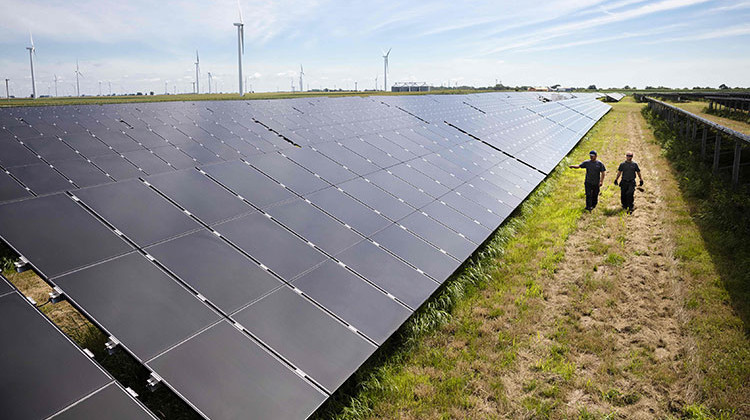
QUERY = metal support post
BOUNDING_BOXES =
[732,141,742,186]
[713,133,722,173]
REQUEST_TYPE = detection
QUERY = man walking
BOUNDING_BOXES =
[569,150,606,211]
[613,151,644,213]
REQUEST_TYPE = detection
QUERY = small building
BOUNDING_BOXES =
[391,82,431,92]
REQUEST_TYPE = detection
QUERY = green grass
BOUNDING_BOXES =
[643,107,750,418]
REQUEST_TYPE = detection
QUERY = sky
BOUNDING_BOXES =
[0,0,748,97]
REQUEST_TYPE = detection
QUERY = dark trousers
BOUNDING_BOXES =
[620,180,636,209]
[584,182,600,209]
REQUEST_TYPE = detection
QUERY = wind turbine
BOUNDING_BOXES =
[291,78,295,93]
[26,33,37,99]
[375,74,378,91]
[53,74,58,97]
[382,48,391,92]
[5,79,10,99]
[208,72,212,94]
[195,50,200,94]
[299,65,304,92]
[233,0,245,95]
[74,60,84,97]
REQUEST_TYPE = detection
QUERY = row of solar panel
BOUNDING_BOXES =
[0,92,609,419]
[1,93,607,206]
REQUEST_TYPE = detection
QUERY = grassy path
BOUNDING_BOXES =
[338,98,749,419]
[668,101,750,135]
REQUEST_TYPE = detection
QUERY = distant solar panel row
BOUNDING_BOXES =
[0,92,610,419]
[0,275,155,419]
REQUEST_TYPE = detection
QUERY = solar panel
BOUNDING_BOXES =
[370,224,461,281]
[0,136,45,167]
[146,229,282,314]
[335,239,439,309]
[338,178,414,221]
[232,286,377,392]
[201,160,296,209]
[55,252,221,361]
[305,186,392,236]
[146,168,253,225]
[0,193,132,278]
[146,321,326,419]
[292,259,412,345]
[214,211,328,282]
[0,170,31,203]
[73,179,201,247]
[10,163,74,195]
[245,153,329,195]
[266,198,362,256]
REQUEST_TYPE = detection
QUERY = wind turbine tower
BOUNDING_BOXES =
[208,72,213,94]
[233,0,245,95]
[299,65,304,92]
[54,75,58,97]
[195,50,200,94]
[26,34,37,99]
[382,48,391,92]
[74,60,84,97]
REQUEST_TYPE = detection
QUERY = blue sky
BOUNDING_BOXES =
[0,0,748,96]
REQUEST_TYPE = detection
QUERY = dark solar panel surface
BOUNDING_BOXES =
[0,93,609,419]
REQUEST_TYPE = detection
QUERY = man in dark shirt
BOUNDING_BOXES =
[569,150,606,211]
[613,151,644,213]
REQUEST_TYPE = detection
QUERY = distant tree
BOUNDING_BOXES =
[623,85,631,89]
[719,83,729,89]
[587,84,597,90]
[645,86,655,90]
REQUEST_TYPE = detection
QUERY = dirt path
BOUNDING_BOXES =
[511,104,691,418]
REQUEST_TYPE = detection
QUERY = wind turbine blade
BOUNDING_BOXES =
[237,0,244,23]
[386,47,391,57]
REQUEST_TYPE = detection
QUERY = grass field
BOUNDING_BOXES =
[666,101,750,135]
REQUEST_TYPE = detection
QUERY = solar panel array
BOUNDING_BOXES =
[0,92,610,419]
[0,275,156,419]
